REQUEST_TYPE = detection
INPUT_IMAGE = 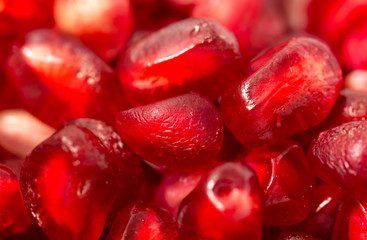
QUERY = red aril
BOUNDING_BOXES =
[332,198,367,240]
[6,29,129,127]
[191,0,287,60]
[107,202,179,240]
[0,164,33,238]
[238,140,315,226]
[295,88,367,151]
[19,125,120,240]
[118,17,243,106]
[177,162,262,240]
[308,121,367,200]
[115,92,223,172]
[221,36,343,147]
[54,0,134,61]
[297,182,347,240]
[61,118,144,224]
[155,171,202,217]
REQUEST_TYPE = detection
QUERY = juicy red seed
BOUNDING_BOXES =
[20,125,120,240]
[295,88,367,151]
[0,164,32,238]
[308,121,367,200]
[238,140,315,226]
[115,92,223,172]
[6,29,129,127]
[154,172,203,217]
[107,202,179,240]
[54,0,133,61]
[332,198,367,240]
[61,118,144,224]
[297,182,347,240]
[221,36,343,147]
[118,17,243,106]
[177,162,262,240]
[325,89,367,126]
[277,231,318,240]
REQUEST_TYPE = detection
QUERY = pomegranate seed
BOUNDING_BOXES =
[155,172,203,217]
[19,125,120,240]
[238,140,315,226]
[61,118,144,224]
[332,198,367,240]
[308,121,367,200]
[107,202,179,240]
[221,36,343,147]
[115,92,223,172]
[118,17,243,106]
[177,162,262,240]
[0,164,33,238]
[297,182,347,240]
[295,88,367,151]
[54,0,133,61]
[6,29,129,127]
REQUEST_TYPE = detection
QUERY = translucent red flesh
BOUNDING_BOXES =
[107,202,178,240]
[239,140,315,226]
[115,92,223,172]
[6,29,129,127]
[118,17,243,106]
[221,36,343,147]
[308,121,367,200]
[19,125,120,240]
[177,162,262,240]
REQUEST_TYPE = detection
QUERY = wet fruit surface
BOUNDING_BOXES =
[239,140,315,226]
[0,164,33,238]
[19,125,120,240]
[309,121,367,200]
[118,17,243,106]
[6,29,128,127]
[332,198,367,240]
[107,202,178,240]
[177,162,262,240]
[221,36,343,147]
[2,1,367,239]
[115,92,223,171]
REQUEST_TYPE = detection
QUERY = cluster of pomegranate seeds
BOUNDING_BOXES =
[6,29,129,127]
[3,0,367,239]
[118,17,243,106]
[54,0,134,61]
[238,140,315,226]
